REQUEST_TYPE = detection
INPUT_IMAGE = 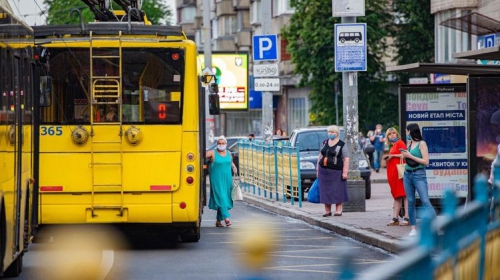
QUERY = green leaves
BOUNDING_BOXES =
[282,0,397,130]
[43,0,172,25]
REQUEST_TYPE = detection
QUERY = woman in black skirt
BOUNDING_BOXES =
[316,125,350,216]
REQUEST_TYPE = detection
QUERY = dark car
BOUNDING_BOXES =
[288,126,372,199]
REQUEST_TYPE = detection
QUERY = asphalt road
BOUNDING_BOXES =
[16,202,394,280]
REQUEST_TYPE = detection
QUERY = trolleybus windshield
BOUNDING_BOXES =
[40,47,184,124]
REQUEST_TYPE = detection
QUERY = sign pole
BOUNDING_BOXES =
[261,0,274,143]
[203,0,216,144]
[341,16,360,179]
[333,0,366,211]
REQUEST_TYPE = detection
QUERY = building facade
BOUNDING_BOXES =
[176,0,308,137]
[175,0,500,137]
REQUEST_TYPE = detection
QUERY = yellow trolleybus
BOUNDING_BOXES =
[33,11,208,242]
[0,2,35,276]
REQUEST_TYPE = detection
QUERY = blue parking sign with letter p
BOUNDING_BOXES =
[253,34,278,61]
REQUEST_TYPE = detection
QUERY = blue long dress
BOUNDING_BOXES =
[209,150,233,221]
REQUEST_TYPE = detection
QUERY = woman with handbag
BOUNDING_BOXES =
[401,123,437,237]
[316,125,350,217]
[384,128,409,226]
[206,136,238,227]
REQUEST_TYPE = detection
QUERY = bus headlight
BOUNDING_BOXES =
[125,126,142,145]
[71,126,88,145]
[186,164,195,173]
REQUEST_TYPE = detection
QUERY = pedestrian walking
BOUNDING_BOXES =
[401,123,437,237]
[370,124,386,172]
[206,136,238,227]
[316,125,350,217]
[365,130,375,167]
[384,127,410,226]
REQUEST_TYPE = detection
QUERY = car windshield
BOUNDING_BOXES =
[295,131,328,151]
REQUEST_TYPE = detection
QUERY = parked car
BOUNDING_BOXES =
[288,126,372,199]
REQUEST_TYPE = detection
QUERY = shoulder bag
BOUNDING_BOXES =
[396,157,405,179]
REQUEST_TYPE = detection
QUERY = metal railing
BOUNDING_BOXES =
[338,164,500,280]
[238,140,303,206]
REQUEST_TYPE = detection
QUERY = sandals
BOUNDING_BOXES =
[215,221,224,227]
[400,218,410,226]
[387,218,399,226]
[224,219,232,227]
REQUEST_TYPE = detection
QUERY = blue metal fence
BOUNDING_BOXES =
[238,140,303,206]
[338,164,500,279]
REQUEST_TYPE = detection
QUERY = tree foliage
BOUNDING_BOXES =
[43,0,172,25]
[282,0,398,132]
[392,0,434,83]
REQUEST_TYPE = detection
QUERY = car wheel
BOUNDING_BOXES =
[365,178,371,199]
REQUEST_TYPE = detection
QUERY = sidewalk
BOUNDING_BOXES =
[241,168,414,254]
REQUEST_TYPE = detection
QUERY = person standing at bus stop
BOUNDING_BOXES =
[206,136,238,227]
[384,127,409,226]
[316,125,350,216]
[370,124,386,173]
[401,123,437,237]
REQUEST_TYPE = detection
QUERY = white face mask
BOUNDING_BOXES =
[217,144,226,151]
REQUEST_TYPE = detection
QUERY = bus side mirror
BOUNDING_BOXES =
[208,93,220,115]
[39,76,52,107]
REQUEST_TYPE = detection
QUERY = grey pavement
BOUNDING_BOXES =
[240,168,415,254]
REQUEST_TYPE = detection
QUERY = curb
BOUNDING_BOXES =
[242,194,403,254]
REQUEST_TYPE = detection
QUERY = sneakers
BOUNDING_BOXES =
[409,229,417,237]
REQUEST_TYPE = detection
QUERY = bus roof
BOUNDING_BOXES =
[33,23,186,41]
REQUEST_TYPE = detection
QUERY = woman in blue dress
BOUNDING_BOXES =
[206,136,237,227]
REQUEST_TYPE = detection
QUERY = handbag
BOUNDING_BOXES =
[364,144,375,154]
[231,178,243,201]
[396,158,406,179]
[405,157,419,168]
[307,179,320,204]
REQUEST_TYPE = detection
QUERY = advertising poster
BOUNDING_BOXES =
[400,84,468,199]
[199,52,248,111]
[468,76,500,188]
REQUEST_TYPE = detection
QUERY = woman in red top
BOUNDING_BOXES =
[385,127,410,226]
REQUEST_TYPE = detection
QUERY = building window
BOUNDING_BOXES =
[221,15,238,35]
[435,9,474,63]
[179,6,196,23]
[273,0,294,17]
[288,97,307,130]
[250,0,261,24]
[226,110,262,136]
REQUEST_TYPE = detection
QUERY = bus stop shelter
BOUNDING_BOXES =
[386,53,500,206]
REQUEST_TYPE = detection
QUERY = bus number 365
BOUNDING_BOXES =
[41,126,63,136]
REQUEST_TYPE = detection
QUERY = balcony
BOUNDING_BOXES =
[216,0,235,17]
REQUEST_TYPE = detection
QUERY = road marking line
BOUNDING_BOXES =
[98,250,114,280]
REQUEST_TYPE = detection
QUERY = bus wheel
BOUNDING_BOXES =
[0,203,6,273]
[4,254,23,277]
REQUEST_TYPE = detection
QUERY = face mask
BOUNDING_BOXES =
[406,135,412,141]
[217,144,226,151]
[328,134,337,140]
[389,138,398,143]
